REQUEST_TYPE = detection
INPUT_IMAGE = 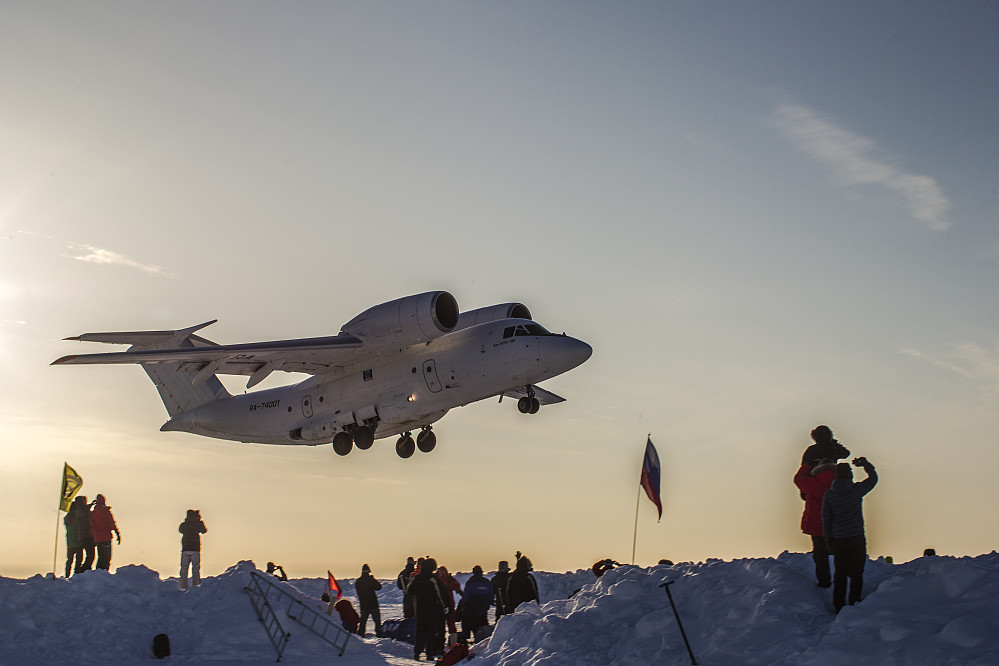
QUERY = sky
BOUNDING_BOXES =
[2,1,999,579]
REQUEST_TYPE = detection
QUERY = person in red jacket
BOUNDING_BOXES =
[436,566,462,637]
[794,458,837,587]
[89,494,120,571]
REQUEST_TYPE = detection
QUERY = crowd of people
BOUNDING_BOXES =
[794,424,878,613]
[63,493,120,577]
[387,551,539,661]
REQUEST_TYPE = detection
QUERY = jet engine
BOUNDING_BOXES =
[341,290,459,347]
[454,302,532,331]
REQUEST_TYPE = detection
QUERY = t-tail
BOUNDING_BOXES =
[52,321,231,417]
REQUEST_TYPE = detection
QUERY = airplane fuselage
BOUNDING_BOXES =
[161,318,590,445]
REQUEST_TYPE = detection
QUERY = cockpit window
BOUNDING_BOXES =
[503,326,515,339]
[504,323,556,338]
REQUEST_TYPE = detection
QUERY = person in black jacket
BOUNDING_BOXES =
[822,458,878,613]
[397,556,416,619]
[407,557,448,661]
[491,560,511,620]
[178,509,207,590]
[64,496,93,577]
[802,425,851,465]
[506,554,539,611]
[354,564,382,637]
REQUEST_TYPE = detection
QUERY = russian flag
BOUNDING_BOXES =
[640,437,663,522]
[328,570,342,600]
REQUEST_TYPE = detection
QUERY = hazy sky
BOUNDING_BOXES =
[3,2,998,579]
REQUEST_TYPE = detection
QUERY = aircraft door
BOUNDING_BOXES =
[422,360,443,393]
[302,395,314,418]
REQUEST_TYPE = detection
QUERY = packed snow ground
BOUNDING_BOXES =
[2,552,998,664]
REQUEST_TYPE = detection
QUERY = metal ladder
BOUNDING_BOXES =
[245,570,352,661]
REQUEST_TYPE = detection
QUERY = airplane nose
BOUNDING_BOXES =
[543,335,592,373]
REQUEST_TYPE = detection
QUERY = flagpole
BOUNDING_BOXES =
[631,483,641,564]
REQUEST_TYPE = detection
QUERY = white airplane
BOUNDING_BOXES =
[52,291,592,458]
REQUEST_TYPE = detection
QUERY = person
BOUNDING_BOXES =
[802,425,851,465]
[436,565,461,637]
[407,557,448,661]
[333,597,360,633]
[90,494,120,571]
[64,496,92,577]
[822,457,878,613]
[397,556,416,619]
[461,565,493,640]
[354,563,382,637]
[492,560,511,620]
[592,558,619,578]
[266,562,288,581]
[506,554,539,611]
[178,509,207,590]
[794,458,837,587]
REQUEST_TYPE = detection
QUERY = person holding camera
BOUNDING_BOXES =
[178,509,207,590]
[822,457,878,613]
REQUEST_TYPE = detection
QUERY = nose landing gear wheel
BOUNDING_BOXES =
[518,396,541,414]
[353,425,374,450]
[529,397,540,414]
[332,432,353,456]
[396,433,415,459]
[416,427,437,453]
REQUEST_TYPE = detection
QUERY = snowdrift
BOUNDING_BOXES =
[2,553,998,664]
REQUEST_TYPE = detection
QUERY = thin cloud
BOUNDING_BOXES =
[772,104,953,231]
[69,244,171,277]
[901,343,999,394]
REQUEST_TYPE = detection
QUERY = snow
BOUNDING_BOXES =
[2,553,998,664]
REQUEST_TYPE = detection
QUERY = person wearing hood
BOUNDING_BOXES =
[794,458,837,587]
[64,496,94,577]
[506,554,539,611]
[90,494,120,571]
[397,556,416,619]
[178,509,207,590]
[802,425,851,466]
[406,557,448,662]
[492,560,511,619]
[822,457,878,612]
[354,564,383,637]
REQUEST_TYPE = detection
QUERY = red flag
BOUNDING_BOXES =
[327,570,342,600]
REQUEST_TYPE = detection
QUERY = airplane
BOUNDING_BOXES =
[52,291,592,458]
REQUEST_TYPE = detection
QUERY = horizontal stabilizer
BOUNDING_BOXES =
[503,384,565,405]
[64,320,219,348]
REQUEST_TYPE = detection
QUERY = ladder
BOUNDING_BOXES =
[245,570,352,660]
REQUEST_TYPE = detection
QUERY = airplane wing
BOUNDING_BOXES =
[503,384,566,405]
[52,322,365,388]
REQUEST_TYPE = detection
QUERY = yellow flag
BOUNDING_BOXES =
[59,463,83,512]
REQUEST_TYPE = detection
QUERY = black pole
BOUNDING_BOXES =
[660,580,697,665]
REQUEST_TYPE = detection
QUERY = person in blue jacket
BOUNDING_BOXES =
[822,457,878,612]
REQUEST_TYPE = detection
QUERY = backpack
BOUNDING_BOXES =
[435,641,469,665]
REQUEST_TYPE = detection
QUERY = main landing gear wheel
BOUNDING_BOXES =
[332,432,353,456]
[518,396,541,414]
[353,425,374,450]
[416,427,437,453]
[396,433,415,459]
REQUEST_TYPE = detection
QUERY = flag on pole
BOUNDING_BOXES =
[59,463,83,512]
[327,570,342,600]
[640,437,662,522]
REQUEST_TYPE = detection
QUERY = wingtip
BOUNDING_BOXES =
[51,355,78,365]
[63,336,81,341]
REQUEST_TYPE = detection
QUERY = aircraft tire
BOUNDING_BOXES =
[529,397,540,414]
[332,432,353,456]
[518,397,532,413]
[396,434,415,459]
[416,429,437,453]
[354,426,374,450]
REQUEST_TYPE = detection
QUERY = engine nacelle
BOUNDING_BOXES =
[341,291,459,347]
[455,302,532,331]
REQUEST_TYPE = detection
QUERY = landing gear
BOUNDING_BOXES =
[416,427,437,453]
[518,387,541,414]
[396,433,415,459]
[332,431,353,456]
[353,425,374,450]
